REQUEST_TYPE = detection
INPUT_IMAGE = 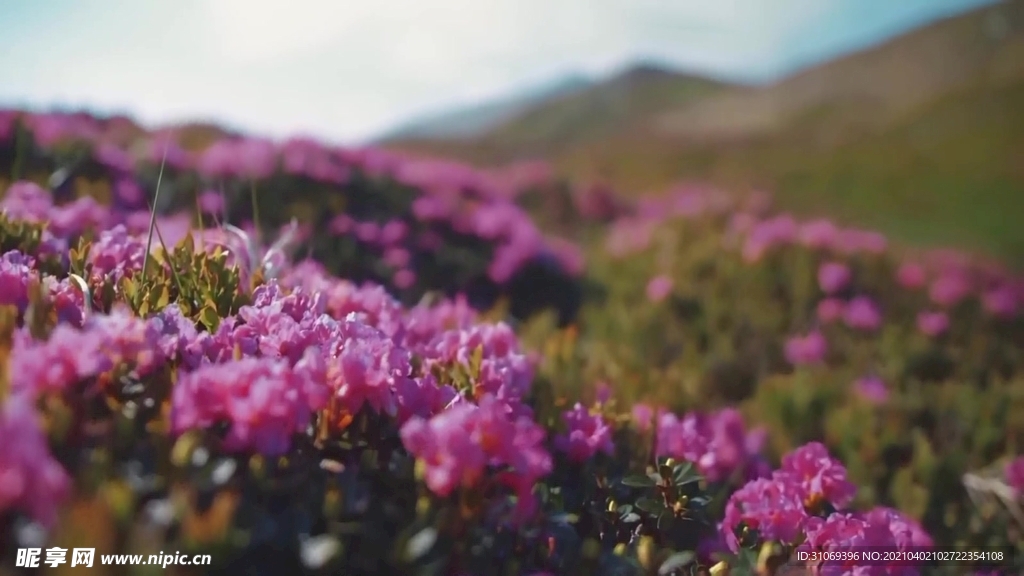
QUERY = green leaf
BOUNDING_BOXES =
[673,461,702,486]
[621,474,657,488]
[658,551,695,574]
[198,305,221,332]
[469,344,484,378]
[121,278,137,301]
[634,497,664,514]
[150,283,170,312]
[176,232,195,258]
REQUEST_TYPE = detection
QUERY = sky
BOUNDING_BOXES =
[0,0,999,144]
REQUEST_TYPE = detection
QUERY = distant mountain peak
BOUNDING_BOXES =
[376,72,594,142]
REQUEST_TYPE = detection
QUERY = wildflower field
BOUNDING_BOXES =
[0,110,1022,576]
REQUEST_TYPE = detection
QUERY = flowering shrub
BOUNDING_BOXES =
[0,109,1022,575]
[0,110,593,324]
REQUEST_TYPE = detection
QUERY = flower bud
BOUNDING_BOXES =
[637,536,656,569]
[709,561,730,576]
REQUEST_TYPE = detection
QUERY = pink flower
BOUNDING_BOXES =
[843,296,882,331]
[393,269,416,289]
[780,442,857,509]
[816,298,846,324]
[631,403,655,433]
[798,219,839,250]
[354,221,380,243]
[784,331,828,366]
[380,219,409,245]
[853,376,889,404]
[721,475,808,552]
[981,285,1018,319]
[170,353,328,456]
[916,310,949,338]
[400,395,551,513]
[0,394,72,528]
[554,403,614,463]
[318,319,414,418]
[198,190,225,215]
[797,513,898,574]
[896,262,927,290]
[384,247,411,269]
[656,408,766,483]
[796,508,933,573]
[1006,456,1024,496]
[817,262,851,294]
[836,229,888,255]
[860,506,933,547]
[400,404,487,497]
[929,273,971,307]
[645,274,673,302]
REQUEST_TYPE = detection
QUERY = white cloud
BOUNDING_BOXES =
[204,0,365,64]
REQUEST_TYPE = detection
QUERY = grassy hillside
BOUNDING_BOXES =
[554,78,1024,264]
[471,63,724,157]
[388,63,726,164]
[387,0,1024,265]
[377,74,594,141]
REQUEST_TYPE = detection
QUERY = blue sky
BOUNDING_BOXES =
[0,0,998,144]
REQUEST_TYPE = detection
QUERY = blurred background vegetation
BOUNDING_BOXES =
[387,0,1024,266]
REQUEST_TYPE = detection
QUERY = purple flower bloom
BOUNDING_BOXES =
[816,298,846,324]
[981,285,1018,319]
[646,275,674,302]
[798,219,839,250]
[818,262,851,294]
[657,408,766,483]
[916,311,949,338]
[1006,456,1024,496]
[785,331,828,366]
[0,251,36,312]
[896,262,927,290]
[87,225,147,282]
[318,318,413,418]
[779,442,857,509]
[721,475,809,552]
[0,393,71,528]
[554,403,614,462]
[197,190,225,215]
[1,181,53,223]
[400,394,552,512]
[632,403,654,433]
[843,296,882,331]
[854,376,889,404]
[170,352,328,456]
[929,272,971,307]
[9,325,112,398]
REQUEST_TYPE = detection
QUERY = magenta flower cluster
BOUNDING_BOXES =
[2,107,1020,574]
[720,442,934,575]
[656,408,771,483]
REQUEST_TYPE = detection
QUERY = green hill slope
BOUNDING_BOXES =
[388,1,1024,264]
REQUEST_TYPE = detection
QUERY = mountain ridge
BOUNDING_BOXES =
[375,73,595,142]
[384,0,1024,264]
